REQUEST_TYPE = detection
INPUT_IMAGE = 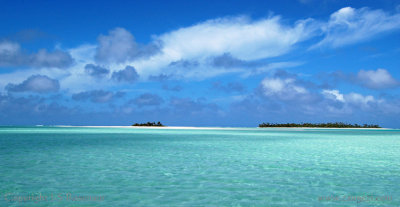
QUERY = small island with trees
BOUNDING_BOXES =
[132,121,165,127]
[258,122,381,128]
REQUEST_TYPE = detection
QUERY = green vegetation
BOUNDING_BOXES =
[258,122,381,128]
[132,122,165,127]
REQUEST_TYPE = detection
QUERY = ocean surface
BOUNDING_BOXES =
[0,127,399,206]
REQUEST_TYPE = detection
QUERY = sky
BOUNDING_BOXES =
[1,0,400,127]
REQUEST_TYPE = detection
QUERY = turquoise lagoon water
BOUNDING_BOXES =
[0,127,399,206]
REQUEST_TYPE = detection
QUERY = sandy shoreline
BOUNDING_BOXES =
[56,125,390,130]
[57,126,243,130]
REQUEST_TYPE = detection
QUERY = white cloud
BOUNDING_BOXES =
[96,28,137,63]
[313,7,400,48]
[261,77,308,100]
[111,66,139,83]
[344,92,375,107]
[0,41,20,55]
[0,41,74,68]
[6,75,60,93]
[322,89,344,102]
[31,49,74,68]
[322,89,376,110]
[0,66,70,93]
[356,68,399,89]
[95,28,159,64]
[131,16,318,78]
[158,16,316,61]
[68,44,96,64]
[60,44,117,92]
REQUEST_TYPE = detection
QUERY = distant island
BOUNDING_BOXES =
[258,122,381,128]
[132,122,165,127]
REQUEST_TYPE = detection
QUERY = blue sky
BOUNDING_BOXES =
[1,0,400,127]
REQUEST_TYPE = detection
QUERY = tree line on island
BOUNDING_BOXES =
[258,122,381,128]
[131,121,381,128]
[132,122,165,127]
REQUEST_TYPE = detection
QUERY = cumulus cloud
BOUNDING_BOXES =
[6,75,60,93]
[130,93,163,107]
[31,49,74,68]
[322,89,344,102]
[322,89,378,111]
[258,70,394,114]
[0,41,22,66]
[95,27,159,63]
[0,41,74,68]
[256,70,399,115]
[356,68,399,89]
[72,90,124,103]
[84,64,110,78]
[261,76,308,100]
[345,92,376,108]
[111,66,139,83]
[0,41,20,58]
[321,68,400,90]
[314,7,400,48]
